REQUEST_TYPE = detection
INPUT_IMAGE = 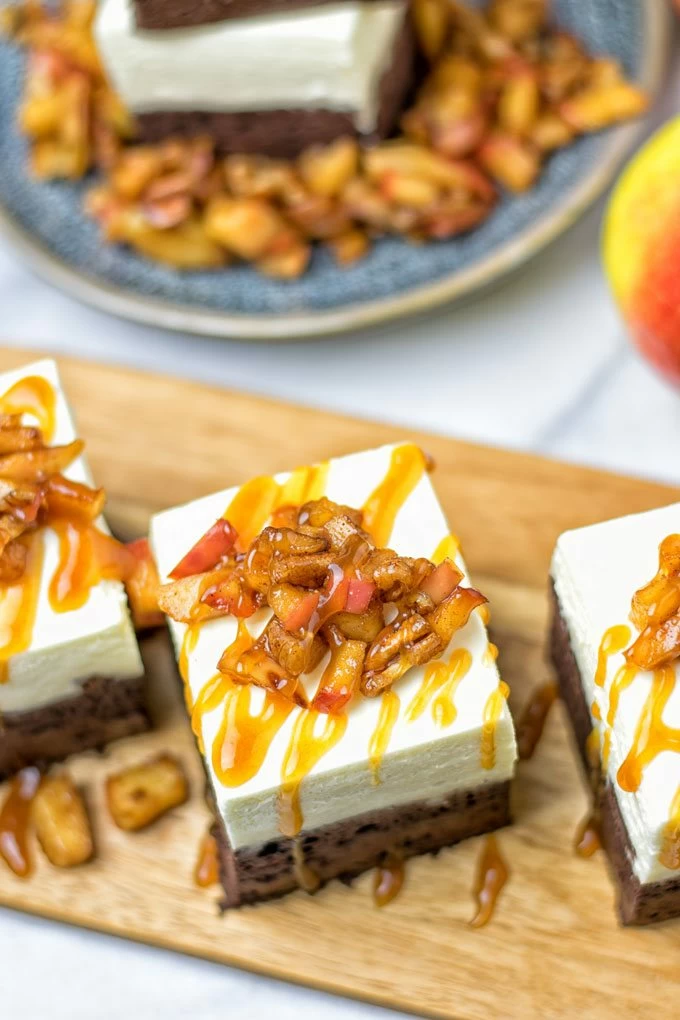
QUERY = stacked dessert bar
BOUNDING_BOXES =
[0,359,148,779]
[150,443,517,906]
[95,0,416,156]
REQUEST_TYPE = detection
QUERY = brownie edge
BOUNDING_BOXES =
[213,779,511,908]
[0,674,149,780]
[134,0,383,31]
[549,582,680,925]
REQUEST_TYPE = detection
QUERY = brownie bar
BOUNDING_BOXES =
[550,584,680,925]
[134,0,383,32]
[0,674,149,780]
[214,780,511,907]
[136,11,416,157]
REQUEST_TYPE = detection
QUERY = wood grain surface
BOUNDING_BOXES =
[0,347,678,1020]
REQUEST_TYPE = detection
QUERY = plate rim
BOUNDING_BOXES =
[0,0,671,342]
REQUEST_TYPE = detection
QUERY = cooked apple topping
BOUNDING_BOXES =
[3,0,647,277]
[105,755,189,831]
[159,498,487,712]
[625,535,680,671]
[0,406,163,629]
[32,775,94,868]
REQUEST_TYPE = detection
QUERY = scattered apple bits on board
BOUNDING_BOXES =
[2,0,648,277]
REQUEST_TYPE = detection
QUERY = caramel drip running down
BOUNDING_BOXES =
[659,784,680,871]
[0,535,44,684]
[470,834,509,928]
[574,810,602,858]
[431,649,472,729]
[585,726,601,771]
[194,830,219,887]
[0,375,56,441]
[480,681,510,769]
[591,700,602,722]
[213,681,294,788]
[482,642,499,667]
[602,663,638,768]
[516,682,558,761]
[617,666,680,793]
[478,604,491,626]
[223,462,329,552]
[292,839,321,894]
[594,625,631,688]
[373,852,405,907]
[186,617,254,752]
[362,444,427,548]
[278,709,347,837]
[368,690,400,784]
[431,533,461,566]
[405,648,472,725]
[47,520,130,613]
[0,766,42,877]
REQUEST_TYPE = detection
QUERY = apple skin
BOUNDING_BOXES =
[603,117,680,386]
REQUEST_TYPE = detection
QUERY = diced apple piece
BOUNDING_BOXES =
[158,570,233,623]
[45,473,106,522]
[32,775,94,868]
[0,440,84,483]
[626,614,680,671]
[169,518,237,580]
[420,559,464,605]
[298,137,359,198]
[125,537,164,631]
[312,638,366,713]
[429,586,488,644]
[106,755,188,832]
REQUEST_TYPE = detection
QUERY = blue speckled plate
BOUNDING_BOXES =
[0,0,670,340]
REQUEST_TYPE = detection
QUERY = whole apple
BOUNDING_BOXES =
[603,117,680,386]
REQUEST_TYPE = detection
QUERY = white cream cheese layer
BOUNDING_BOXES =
[551,502,680,885]
[150,444,516,850]
[0,360,143,714]
[95,0,406,133]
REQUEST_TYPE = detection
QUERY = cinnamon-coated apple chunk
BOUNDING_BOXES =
[106,755,188,832]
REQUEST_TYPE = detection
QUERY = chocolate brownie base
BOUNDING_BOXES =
[0,674,149,780]
[213,779,511,907]
[136,13,416,157]
[134,0,382,32]
[550,584,680,925]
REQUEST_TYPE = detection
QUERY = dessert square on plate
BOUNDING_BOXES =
[150,442,517,905]
[550,503,680,925]
[0,359,148,779]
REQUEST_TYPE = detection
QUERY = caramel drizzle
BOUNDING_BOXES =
[47,519,131,613]
[224,462,329,552]
[278,709,347,837]
[213,681,294,788]
[361,444,427,548]
[194,830,219,888]
[368,690,400,784]
[373,852,405,907]
[480,681,510,769]
[659,784,680,871]
[482,641,499,667]
[516,682,558,761]
[601,663,638,768]
[0,766,42,877]
[585,726,601,771]
[594,625,631,687]
[431,649,472,729]
[470,834,509,928]
[431,533,460,565]
[0,375,56,442]
[617,665,680,793]
[0,535,44,684]
[574,810,601,859]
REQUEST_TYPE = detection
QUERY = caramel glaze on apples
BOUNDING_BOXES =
[0,766,42,878]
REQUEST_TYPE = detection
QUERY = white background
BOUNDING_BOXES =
[1,39,679,1020]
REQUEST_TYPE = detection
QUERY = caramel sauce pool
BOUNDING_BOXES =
[470,835,509,928]
[516,682,558,761]
[373,853,404,907]
[194,831,220,887]
[0,766,42,877]
[574,810,602,859]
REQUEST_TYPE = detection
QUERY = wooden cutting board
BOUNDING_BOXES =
[0,347,678,1020]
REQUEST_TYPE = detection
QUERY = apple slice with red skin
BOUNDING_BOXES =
[169,518,237,579]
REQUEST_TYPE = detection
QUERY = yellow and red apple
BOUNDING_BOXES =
[603,117,680,386]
